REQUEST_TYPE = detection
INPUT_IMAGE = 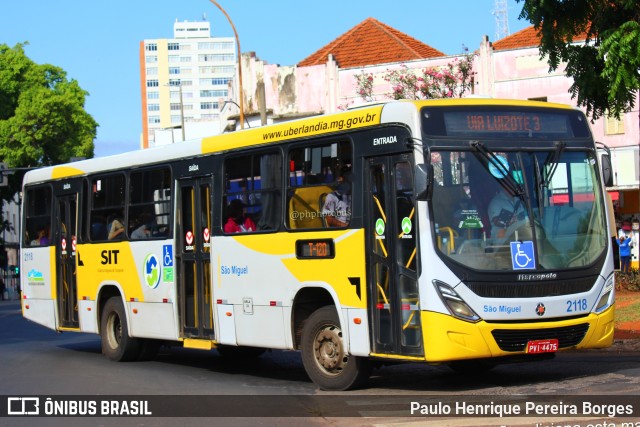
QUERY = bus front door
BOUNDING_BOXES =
[366,154,424,357]
[177,177,215,339]
[55,193,79,329]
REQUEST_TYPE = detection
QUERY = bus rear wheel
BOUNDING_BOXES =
[301,306,370,391]
[101,297,140,362]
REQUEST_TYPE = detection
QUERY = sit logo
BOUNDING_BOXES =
[143,254,161,289]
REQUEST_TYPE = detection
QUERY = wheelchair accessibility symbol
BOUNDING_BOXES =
[510,241,535,270]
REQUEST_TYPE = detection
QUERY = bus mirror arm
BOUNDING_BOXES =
[415,163,433,201]
[596,142,613,187]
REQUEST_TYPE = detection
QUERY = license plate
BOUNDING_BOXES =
[526,339,558,354]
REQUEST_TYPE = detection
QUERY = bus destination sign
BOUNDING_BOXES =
[422,107,589,138]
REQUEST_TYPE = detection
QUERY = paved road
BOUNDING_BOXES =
[1,299,639,427]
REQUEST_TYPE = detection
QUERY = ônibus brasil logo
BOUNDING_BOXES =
[143,254,161,289]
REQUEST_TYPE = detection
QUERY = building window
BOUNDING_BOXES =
[168,43,180,51]
[146,67,158,75]
[145,43,157,52]
[168,55,179,63]
[213,42,234,50]
[145,55,157,63]
[212,77,232,85]
[148,116,160,124]
[180,56,192,63]
[200,89,227,98]
[605,114,625,135]
[148,104,160,112]
[198,42,215,50]
[169,67,180,75]
[146,80,159,87]
[147,91,159,100]
[200,102,219,110]
[200,78,232,86]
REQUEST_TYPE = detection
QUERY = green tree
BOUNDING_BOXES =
[517,0,640,120]
[0,43,97,167]
[0,43,97,232]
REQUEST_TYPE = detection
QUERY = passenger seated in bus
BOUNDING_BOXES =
[224,199,256,233]
[322,174,351,227]
[130,213,154,239]
[488,187,526,240]
[30,225,50,246]
[107,216,125,240]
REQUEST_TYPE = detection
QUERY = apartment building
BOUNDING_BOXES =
[139,20,236,148]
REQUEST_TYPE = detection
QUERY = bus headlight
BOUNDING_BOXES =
[434,281,480,323]
[595,275,614,313]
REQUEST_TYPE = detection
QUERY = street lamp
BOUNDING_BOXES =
[209,0,245,129]
[222,100,250,128]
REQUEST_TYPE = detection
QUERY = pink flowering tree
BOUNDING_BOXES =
[356,51,476,101]
[354,71,375,102]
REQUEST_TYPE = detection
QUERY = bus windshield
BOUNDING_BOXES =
[430,148,607,271]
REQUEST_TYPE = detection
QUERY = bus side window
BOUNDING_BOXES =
[223,152,281,233]
[23,186,53,248]
[286,141,352,230]
[129,167,172,239]
[90,174,126,241]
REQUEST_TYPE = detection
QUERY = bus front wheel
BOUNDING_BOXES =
[301,306,370,391]
[101,297,140,362]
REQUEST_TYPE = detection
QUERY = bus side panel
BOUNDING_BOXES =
[22,299,57,331]
[78,299,98,333]
[216,303,237,345]
[344,307,369,356]
[211,229,367,351]
[233,305,286,348]
[129,301,177,340]
[21,246,58,331]
[76,240,179,340]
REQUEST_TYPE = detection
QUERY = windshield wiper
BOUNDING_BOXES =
[540,141,566,189]
[469,141,525,199]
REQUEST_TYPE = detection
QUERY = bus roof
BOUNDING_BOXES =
[22,98,580,185]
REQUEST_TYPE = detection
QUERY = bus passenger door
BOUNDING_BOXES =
[176,176,215,339]
[365,154,424,357]
[55,193,79,329]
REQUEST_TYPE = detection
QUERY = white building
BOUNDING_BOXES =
[139,20,237,148]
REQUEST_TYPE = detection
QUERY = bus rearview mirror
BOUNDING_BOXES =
[415,163,433,201]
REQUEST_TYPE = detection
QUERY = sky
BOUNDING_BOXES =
[0,0,531,158]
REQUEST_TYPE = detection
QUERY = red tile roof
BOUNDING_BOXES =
[297,17,445,68]
[493,25,588,51]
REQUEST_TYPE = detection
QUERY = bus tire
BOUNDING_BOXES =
[101,297,140,362]
[301,306,370,391]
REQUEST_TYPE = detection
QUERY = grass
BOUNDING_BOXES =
[615,291,640,323]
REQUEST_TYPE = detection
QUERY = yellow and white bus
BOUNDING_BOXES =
[20,99,615,390]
